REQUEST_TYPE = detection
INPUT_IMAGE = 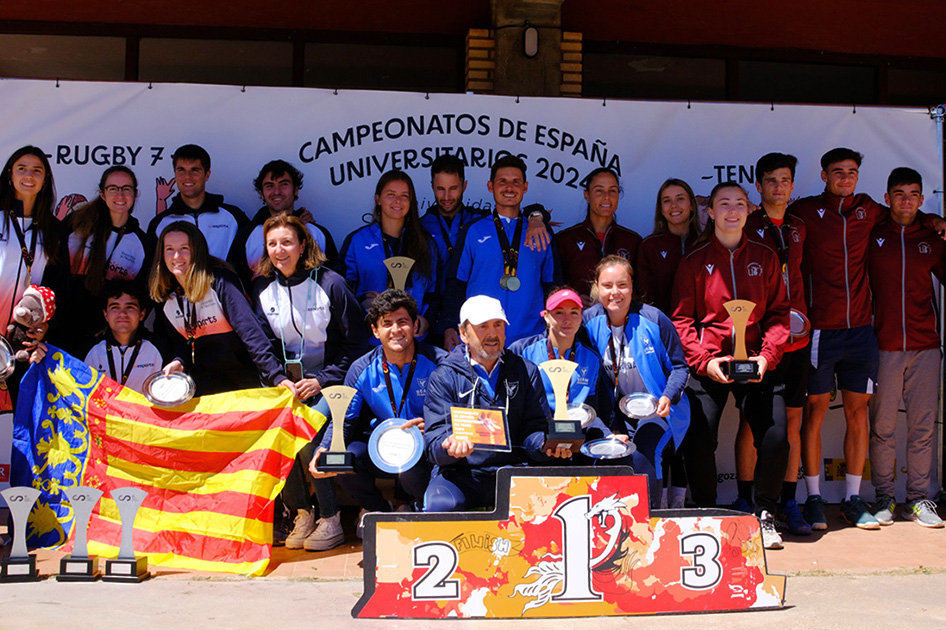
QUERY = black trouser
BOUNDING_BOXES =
[683,369,789,515]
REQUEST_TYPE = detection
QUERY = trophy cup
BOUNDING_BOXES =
[539,359,585,451]
[383,256,415,291]
[103,487,150,582]
[57,486,103,581]
[722,299,760,381]
[0,486,41,582]
[316,385,358,473]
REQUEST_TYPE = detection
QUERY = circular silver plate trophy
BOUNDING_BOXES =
[57,486,104,581]
[142,371,196,407]
[580,436,637,460]
[619,393,659,420]
[0,335,15,381]
[368,418,424,474]
[0,486,41,582]
[790,308,811,339]
[566,402,597,429]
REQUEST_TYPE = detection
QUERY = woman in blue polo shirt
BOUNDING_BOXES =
[337,169,439,340]
[584,255,690,508]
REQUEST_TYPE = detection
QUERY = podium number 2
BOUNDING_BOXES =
[680,533,722,589]
[412,542,460,600]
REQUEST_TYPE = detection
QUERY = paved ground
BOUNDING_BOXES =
[2,504,945,628]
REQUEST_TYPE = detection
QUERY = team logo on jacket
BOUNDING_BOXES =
[576,242,586,251]
[660,250,667,259]
[919,242,931,254]
[817,209,825,218]
[791,229,800,242]
[505,380,519,399]
[617,249,630,259]
[875,237,885,247]
[576,366,590,385]
[747,262,763,277]
[365,243,379,250]
[416,378,428,396]
[477,235,492,244]
[756,229,765,238]
[855,208,866,220]
[705,264,715,275]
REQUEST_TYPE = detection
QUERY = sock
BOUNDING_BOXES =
[737,480,753,503]
[805,475,821,497]
[670,486,688,504]
[845,474,862,501]
[781,481,798,504]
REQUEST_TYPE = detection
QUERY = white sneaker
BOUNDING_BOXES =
[284,509,316,549]
[303,513,345,551]
[356,508,368,540]
[759,510,783,550]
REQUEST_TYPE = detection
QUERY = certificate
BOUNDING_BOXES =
[450,406,511,452]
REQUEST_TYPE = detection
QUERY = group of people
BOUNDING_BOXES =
[2,140,943,556]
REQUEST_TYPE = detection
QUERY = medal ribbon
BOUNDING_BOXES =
[174,291,197,364]
[492,211,524,278]
[8,210,39,281]
[106,337,143,386]
[382,349,418,418]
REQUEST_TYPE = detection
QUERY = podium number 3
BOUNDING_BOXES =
[680,533,722,589]
[412,542,460,600]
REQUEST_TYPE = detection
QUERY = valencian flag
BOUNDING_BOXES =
[11,346,327,576]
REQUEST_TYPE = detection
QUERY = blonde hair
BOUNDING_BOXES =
[149,221,215,303]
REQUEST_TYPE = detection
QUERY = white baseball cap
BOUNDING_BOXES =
[459,295,509,327]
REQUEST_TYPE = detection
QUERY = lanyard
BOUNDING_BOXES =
[103,226,127,273]
[381,232,402,288]
[436,214,456,256]
[492,212,524,277]
[607,314,629,392]
[106,338,143,386]
[274,270,317,365]
[7,211,39,284]
[174,291,197,364]
[382,349,417,418]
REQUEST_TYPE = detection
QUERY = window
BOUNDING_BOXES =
[0,34,124,81]
[139,38,293,87]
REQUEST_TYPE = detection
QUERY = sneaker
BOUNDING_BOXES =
[285,509,317,549]
[777,499,812,536]
[669,490,687,510]
[902,499,944,528]
[841,495,881,530]
[759,511,783,550]
[803,494,828,531]
[872,494,896,526]
[356,508,368,540]
[730,497,752,513]
[303,513,345,551]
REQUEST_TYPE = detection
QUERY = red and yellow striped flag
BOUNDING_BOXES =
[12,348,326,576]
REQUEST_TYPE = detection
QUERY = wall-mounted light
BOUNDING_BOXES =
[524,23,539,58]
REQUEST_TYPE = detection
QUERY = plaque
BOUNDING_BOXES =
[142,371,196,407]
[0,487,41,582]
[539,359,584,452]
[317,385,358,472]
[722,299,760,382]
[0,335,15,381]
[103,487,150,582]
[450,406,510,452]
[57,486,103,581]
[790,309,811,340]
[368,418,424,474]
[619,393,659,419]
[580,436,637,460]
[383,256,415,291]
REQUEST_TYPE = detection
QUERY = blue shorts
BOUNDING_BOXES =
[807,325,879,396]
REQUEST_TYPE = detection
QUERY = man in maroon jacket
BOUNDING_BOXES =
[867,168,945,528]
[792,148,944,530]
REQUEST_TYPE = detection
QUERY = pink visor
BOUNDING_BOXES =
[545,288,583,311]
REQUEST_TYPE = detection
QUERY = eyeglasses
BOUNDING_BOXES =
[104,185,137,195]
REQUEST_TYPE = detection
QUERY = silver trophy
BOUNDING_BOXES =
[102,486,150,582]
[57,486,104,581]
[0,486,41,582]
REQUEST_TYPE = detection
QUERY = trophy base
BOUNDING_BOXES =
[57,556,101,582]
[318,450,355,473]
[1,554,40,582]
[724,360,760,382]
[103,556,150,583]
[543,420,585,452]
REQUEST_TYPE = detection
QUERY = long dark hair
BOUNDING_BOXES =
[371,169,431,278]
[70,166,139,294]
[583,167,622,220]
[0,145,61,263]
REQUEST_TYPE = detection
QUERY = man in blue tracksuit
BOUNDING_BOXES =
[146,144,247,263]
[424,295,570,512]
[313,290,446,517]
[440,155,557,348]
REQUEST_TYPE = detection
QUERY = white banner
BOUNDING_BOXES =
[1,79,941,503]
